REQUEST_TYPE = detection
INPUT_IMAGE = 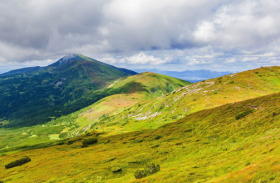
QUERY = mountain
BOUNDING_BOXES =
[0,54,137,127]
[88,66,280,135]
[59,71,190,137]
[0,72,190,149]
[133,68,232,83]
[1,89,280,182]
[3,65,280,182]
[0,66,42,77]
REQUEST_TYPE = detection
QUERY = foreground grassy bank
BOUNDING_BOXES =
[1,91,280,182]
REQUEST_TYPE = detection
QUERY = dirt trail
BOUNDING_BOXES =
[120,94,127,104]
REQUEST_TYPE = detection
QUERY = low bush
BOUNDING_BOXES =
[134,163,160,179]
[59,132,68,139]
[235,110,253,120]
[154,135,162,140]
[82,138,98,147]
[5,156,31,169]
[67,139,78,145]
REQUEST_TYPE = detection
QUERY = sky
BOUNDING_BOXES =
[1,0,280,74]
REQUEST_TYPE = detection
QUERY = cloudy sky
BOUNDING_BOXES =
[1,0,280,73]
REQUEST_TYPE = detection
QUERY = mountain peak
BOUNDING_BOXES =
[57,54,81,66]
[49,54,93,67]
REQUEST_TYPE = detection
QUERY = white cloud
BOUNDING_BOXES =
[242,57,259,62]
[225,58,237,63]
[121,52,172,65]
[194,21,216,42]
[187,59,207,66]
[98,57,117,64]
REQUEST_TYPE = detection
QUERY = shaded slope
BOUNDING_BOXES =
[94,66,280,135]
[0,66,42,77]
[0,54,136,127]
[1,90,280,182]
[0,72,190,150]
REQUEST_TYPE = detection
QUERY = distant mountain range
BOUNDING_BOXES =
[133,69,233,83]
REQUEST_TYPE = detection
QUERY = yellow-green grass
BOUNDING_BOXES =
[1,91,280,182]
[0,72,189,151]
[64,71,190,137]
[94,66,280,135]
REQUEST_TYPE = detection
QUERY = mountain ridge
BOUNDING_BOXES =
[86,66,280,136]
[1,54,137,77]
[0,54,137,127]
[133,68,233,82]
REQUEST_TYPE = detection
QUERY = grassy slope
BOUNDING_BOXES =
[0,72,190,151]
[71,72,190,136]
[1,91,280,182]
[94,66,280,135]
[0,55,134,127]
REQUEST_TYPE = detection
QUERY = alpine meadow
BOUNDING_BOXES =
[1,1,280,183]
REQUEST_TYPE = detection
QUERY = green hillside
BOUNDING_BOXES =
[0,54,136,127]
[65,71,190,137]
[0,72,190,150]
[1,89,280,182]
[93,66,280,135]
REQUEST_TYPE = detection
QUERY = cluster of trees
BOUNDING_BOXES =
[5,156,31,169]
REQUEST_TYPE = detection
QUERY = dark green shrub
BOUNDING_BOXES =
[235,110,253,120]
[82,138,98,146]
[0,180,4,183]
[159,104,165,110]
[67,139,78,145]
[5,156,31,169]
[154,135,162,140]
[56,141,64,145]
[134,163,160,179]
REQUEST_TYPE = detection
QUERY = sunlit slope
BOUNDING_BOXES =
[58,71,190,137]
[2,91,280,182]
[0,54,136,127]
[0,72,190,150]
[95,66,280,134]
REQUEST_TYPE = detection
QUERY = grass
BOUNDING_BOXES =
[0,72,190,152]
[89,66,280,136]
[0,54,134,127]
[1,91,280,182]
[2,66,280,182]
[3,66,280,152]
